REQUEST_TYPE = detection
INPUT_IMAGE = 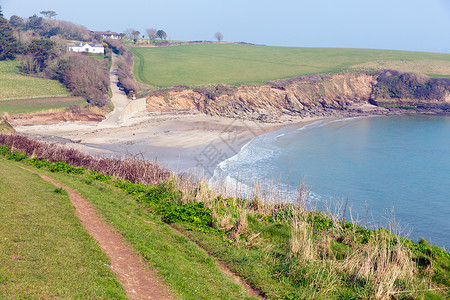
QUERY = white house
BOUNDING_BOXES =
[91,31,120,39]
[67,42,105,54]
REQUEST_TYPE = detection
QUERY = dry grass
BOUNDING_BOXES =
[340,232,415,299]
[0,133,186,186]
[210,176,425,299]
[350,60,450,77]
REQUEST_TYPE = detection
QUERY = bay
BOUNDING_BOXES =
[211,115,450,249]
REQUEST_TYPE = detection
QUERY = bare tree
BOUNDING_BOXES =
[146,28,157,42]
[131,30,140,43]
[215,32,223,42]
[124,28,135,39]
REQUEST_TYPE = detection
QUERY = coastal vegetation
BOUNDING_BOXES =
[1,133,448,299]
[130,44,450,88]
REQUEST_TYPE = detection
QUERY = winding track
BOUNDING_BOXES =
[21,167,173,300]
[98,53,132,128]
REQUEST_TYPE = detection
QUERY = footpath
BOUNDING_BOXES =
[21,167,173,300]
[99,53,146,128]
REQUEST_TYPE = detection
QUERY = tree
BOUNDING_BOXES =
[131,30,140,43]
[156,29,167,40]
[9,15,25,29]
[40,11,57,19]
[26,15,43,31]
[0,5,3,17]
[24,39,56,72]
[215,32,223,42]
[0,17,20,60]
[124,28,136,39]
[146,28,157,42]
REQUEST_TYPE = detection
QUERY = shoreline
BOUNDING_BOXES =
[11,105,446,179]
[12,109,329,177]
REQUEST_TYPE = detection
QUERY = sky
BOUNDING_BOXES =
[2,0,450,53]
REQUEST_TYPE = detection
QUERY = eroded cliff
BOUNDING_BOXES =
[146,72,450,121]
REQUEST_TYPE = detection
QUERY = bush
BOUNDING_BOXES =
[29,157,51,168]
[48,52,110,107]
[6,151,27,161]
[372,70,450,101]
[50,161,85,174]
[0,145,11,155]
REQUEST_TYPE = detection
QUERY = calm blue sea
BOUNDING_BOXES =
[210,115,450,249]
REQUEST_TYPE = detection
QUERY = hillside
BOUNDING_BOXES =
[1,134,449,299]
[130,44,450,88]
[0,60,69,101]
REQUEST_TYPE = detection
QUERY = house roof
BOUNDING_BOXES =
[67,42,104,48]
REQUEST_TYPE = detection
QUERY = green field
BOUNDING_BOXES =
[0,60,69,101]
[0,159,126,298]
[130,44,450,88]
[0,97,86,114]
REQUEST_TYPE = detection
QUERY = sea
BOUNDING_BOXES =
[210,115,450,249]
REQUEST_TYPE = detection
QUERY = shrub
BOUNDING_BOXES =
[0,144,11,155]
[50,161,85,174]
[48,52,110,107]
[89,170,111,182]
[6,151,27,161]
[372,70,450,101]
[29,157,51,168]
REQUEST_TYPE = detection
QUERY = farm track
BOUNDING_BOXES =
[21,167,173,300]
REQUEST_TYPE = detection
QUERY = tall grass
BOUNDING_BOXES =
[0,133,181,186]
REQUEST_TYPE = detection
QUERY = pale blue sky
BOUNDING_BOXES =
[2,0,450,52]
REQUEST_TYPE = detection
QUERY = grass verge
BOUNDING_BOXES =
[0,159,126,299]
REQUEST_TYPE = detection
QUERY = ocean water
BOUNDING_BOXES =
[210,115,450,249]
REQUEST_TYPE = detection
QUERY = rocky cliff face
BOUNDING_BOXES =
[146,72,449,121]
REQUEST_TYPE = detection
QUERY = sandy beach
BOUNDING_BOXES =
[12,109,326,178]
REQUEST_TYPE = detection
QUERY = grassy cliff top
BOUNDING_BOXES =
[130,44,450,88]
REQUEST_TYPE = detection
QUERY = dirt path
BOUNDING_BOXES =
[98,53,131,128]
[21,167,173,300]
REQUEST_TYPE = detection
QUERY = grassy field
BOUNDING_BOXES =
[0,159,126,299]
[0,97,87,114]
[0,60,69,101]
[130,44,450,88]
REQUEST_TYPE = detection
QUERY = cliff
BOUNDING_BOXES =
[146,72,450,121]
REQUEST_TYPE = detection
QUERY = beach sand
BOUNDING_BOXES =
[13,109,324,178]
